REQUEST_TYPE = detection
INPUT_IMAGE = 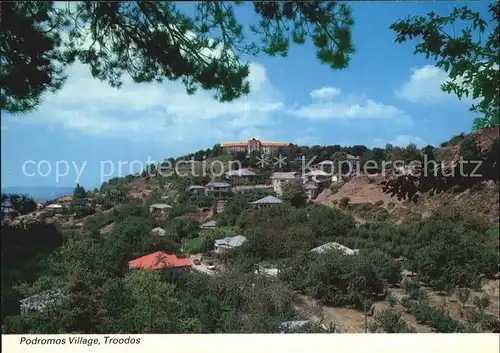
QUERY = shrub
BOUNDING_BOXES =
[386,202,395,210]
[387,295,397,307]
[374,200,384,207]
[370,308,416,333]
[339,197,350,209]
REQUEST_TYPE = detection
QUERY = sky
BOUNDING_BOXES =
[1,1,493,190]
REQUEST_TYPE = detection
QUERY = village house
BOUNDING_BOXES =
[270,172,298,196]
[186,185,206,197]
[200,220,217,229]
[205,182,231,197]
[1,200,18,221]
[254,262,279,277]
[221,137,289,156]
[303,169,331,183]
[128,251,192,273]
[46,203,64,214]
[304,180,320,200]
[149,203,172,215]
[250,195,283,209]
[310,242,359,256]
[225,168,257,180]
[346,154,360,174]
[151,227,167,236]
[214,235,248,254]
[19,289,66,314]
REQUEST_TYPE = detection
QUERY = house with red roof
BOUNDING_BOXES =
[128,251,192,273]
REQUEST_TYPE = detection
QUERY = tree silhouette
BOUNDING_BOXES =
[1,1,355,114]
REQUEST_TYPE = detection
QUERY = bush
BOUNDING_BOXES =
[374,200,384,207]
[387,295,397,307]
[370,308,416,333]
[408,302,475,333]
[386,202,395,210]
[339,197,350,209]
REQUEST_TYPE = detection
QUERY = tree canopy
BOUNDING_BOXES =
[1,1,354,114]
[391,3,499,130]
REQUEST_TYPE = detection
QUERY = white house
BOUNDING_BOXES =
[149,203,172,215]
[225,168,257,179]
[19,289,66,314]
[200,220,217,229]
[152,227,167,236]
[214,235,248,254]
[270,172,298,196]
[250,195,283,209]
[310,242,359,256]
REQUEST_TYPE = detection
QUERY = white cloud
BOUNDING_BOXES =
[394,65,452,103]
[8,60,284,147]
[394,65,486,104]
[288,86,412,123]
[310,87,341,101]
[374,135,427,148]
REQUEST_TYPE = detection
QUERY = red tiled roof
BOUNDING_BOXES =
[128,251,192,269]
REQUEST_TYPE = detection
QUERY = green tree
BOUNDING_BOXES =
[72,184,87,200]
[281,179,307,208]
[391,3,499,130]
[2,1,355,114]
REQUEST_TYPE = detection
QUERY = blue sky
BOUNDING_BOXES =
[1,1,492,189]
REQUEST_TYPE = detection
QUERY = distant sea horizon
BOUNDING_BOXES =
[1,186,76,202]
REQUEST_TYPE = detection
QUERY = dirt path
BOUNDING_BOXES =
[294,294,365,333]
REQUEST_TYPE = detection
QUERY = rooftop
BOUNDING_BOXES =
[270,172,297,180]
[310,242,359,256]
[250,195,283,205]
[152,227,167,236]
[128,251,192,269]
[225,168,257,177]
[150,203,172,209]
[186,185,206,190]
[19,289,66,312]
[205,182,231,188]
[214,235,248,248]
[200,220,217,228]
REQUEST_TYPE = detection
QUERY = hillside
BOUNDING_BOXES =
[315,127,499,226]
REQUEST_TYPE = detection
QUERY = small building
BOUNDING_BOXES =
[304,180,319,200]
[310,242,359,256]
[270,172,298,196]
[214,235,248,254]
[58,196,74,203]
[200,220,217,229]
[186,185,206,197]
[19,289,66,314]
[346,154,360,174]
[75,222,84,230]
[205,182,231,197]
[128,251,192,273]
[149,203,172,215]
[151,227,167,236]
[1,201,18,221]
[303,169,331,182]
[250,195,283,209]
[254,262,279,277]
[225,168,257,179]
[46,203,64,213]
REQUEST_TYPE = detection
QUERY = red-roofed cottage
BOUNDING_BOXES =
[128,251,192,273]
